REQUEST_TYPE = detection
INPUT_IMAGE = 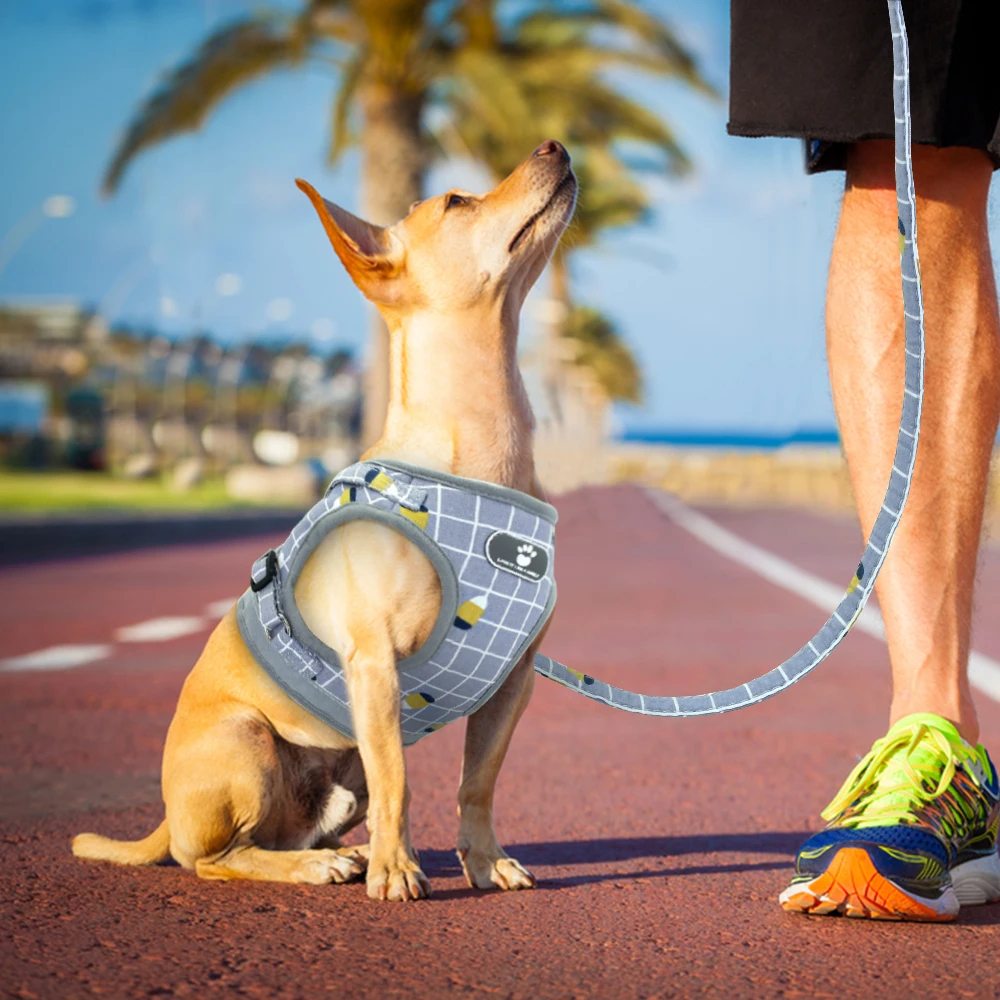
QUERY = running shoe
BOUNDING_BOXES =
[780,713,1000,921]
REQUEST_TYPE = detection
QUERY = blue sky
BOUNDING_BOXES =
[2,0,994,434]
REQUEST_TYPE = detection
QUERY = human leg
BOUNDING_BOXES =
[826,140,1000,743]
[781,142,1000,920]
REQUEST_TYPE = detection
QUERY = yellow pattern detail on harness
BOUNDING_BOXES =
[454,595,488,630]
[335,487,356,506]
[846,573,861,596]
[566,666,586,682]
[405,692,434,710]
[399,505,430,530]
[367,471,393,492]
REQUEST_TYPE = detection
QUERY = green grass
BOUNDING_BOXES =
[0,471,268,513]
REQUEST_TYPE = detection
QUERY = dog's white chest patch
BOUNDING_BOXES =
[317,785,357,837]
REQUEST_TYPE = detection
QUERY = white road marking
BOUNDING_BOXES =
[0,644,112,672]
[115,616,207,643]
[205,598,239,618]
[111,599,237,642]
[649,490,1000,705]
[1,596,242,673]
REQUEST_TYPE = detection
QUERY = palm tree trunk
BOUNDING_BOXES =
[550,248,570,309]
[543,249,572,424]
[358,85,424,447]
[534,247,610,492]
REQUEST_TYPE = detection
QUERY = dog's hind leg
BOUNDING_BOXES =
[456,647,538,891]
[164,712,363,885]
[195,845,363,884]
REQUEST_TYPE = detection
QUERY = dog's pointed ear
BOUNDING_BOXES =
[296,179,402,302]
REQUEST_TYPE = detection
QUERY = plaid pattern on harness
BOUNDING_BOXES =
[242,461,556,746]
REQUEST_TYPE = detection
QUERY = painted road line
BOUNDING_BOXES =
[3,600,237,674]
[205,598,239,618]
[115,616,207,643]
[648,490,1000,705]
[0,644,112,672]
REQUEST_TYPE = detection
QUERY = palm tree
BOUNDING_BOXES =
[102,0,711,443]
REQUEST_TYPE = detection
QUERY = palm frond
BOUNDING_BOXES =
[306,0,361,40]
[327,49,367,163]
[568,149,651,246]
[561,304,642,404]
[517,1,720,100]
[522,74,690,172]
[451,49,533,142]
[102,13,320,194]
[356,0,436,90]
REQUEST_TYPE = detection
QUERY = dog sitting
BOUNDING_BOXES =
[73,140,577,901]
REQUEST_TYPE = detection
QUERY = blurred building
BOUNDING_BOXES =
[0,297,362,482]
[0,299,108,378]
[0,299,109,467]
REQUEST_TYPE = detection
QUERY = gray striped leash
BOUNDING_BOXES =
[533,1,924,717]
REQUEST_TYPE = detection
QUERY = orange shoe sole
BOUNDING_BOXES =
[779,847,958,921]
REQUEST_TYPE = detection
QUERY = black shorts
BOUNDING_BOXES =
[728,0,1000,172]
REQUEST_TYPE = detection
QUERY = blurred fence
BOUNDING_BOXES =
[610,444,854,510]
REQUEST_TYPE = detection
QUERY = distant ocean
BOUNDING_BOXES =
[618,428,841,449]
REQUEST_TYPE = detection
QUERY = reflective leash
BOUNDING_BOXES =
[534,1,924,717]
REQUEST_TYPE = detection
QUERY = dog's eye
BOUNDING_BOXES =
[445,193,469,211]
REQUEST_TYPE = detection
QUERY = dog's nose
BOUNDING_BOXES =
[533,139,567,160]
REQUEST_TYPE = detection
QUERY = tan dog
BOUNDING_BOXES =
[73,140,577,901]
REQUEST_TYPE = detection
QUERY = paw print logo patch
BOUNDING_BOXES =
[485,531,549,582]
[516,543,536,568]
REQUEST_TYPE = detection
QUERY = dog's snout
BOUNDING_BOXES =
[533,139,567,160]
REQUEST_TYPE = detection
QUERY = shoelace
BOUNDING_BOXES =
[822,723,982,834]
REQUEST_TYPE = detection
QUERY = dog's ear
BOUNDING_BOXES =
[296,179,402,303]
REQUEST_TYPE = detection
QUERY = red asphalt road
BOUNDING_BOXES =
[3,486,1000,1000]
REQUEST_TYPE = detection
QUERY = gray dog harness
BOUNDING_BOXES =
[236,459,557,746]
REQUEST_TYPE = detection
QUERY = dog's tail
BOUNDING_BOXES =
[72,819,171,866]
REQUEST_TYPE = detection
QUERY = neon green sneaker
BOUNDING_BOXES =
[780,713,1000,921]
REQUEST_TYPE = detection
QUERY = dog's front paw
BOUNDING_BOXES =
[366,848,431,901]
[458,847,536,891]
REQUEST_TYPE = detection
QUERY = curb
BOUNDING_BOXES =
[0,509,303,566]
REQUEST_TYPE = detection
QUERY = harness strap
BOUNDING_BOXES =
[246,462,427,642]
[532,0,924,717]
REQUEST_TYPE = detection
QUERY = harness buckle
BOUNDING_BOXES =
[250,549,279,593]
